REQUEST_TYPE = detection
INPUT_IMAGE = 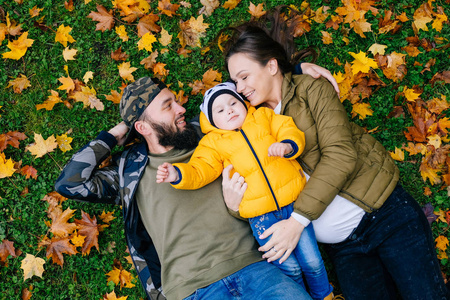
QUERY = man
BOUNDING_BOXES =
[55,77,312,300]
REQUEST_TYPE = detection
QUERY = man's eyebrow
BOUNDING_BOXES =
[160,96,174,106]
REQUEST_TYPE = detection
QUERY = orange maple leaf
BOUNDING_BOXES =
[50,207,77,237]
[0,131,27,152]
[75,211,100,255]
[99,211,116,224]
[420,161,441,185]
[36,90,63,111]
[153,62,169,76]
[87,5,115,32]
[158,0,180,17]
[106,266,136,289]
[20,165,38,180]
[57,76,75,93]
[44,237,77,267]
[248,2,266,18]
[102,291,128,300]
[436,235,449,251]
[223,0,241,10]
[104,90,123,104]
[7,74,31,94]
[321,31,333,44]
[25,133,58,158]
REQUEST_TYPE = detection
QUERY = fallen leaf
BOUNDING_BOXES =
[99,211,116,224]
[159,27,172,46]
[0,239,17,266]
[56,134,73,152]
[368,43,387,56]
[436,235,449,251]
[177,15,209,48]
[137,32,157,52]
[321,31,333,44]
[102,291,128,300]
[158,0,180,17]
[2,31,34,60]
[63,47,77,61]
[75,211,100,255]
[26,133,58,158]
[111,47,129,61]
[21,287,32,300]
[0,131,27,151]
[55,24,75,47]
[0,153,17,179]
[36,90,63,110]
[44,237,77,267]
[106,267,136,289]
[118,62,137,82]
[64,0,74,11]
[70,231,86,248]
[115,25,129,42]
[83,71,94,84]
[7,74,31,94]
[351,102,373,120]
[137,14,161,37]
[390,147,405,161]
[104,90,122,104]
[349,51,378,74]
[50,207,77,237]
[21,254,45,280]
[248,2,266,18]
[29,6,43,17]
[20,165,38,180]
[87,5,115,32]
[199,0,220,16]
[57,76,75,93]
[223,0,241,10]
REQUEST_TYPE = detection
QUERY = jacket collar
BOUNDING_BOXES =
[280,72,295,114]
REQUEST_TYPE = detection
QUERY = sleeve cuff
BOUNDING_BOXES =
[291,212,311,227]
[281,140,299,158]
[96,131,118,149]
[171,166,182,185]
[293,62,303,75]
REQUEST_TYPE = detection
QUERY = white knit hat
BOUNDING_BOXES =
[200,81,247,127]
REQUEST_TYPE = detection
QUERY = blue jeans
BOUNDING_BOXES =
[183,261,312,300]
[249,204,333,300]
[325,185,449,300]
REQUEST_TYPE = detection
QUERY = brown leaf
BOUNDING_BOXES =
[0,131,27,152]
[99,210,116,224]
[21,287,32,300]
[137,14,161,37]
[158,0,180,17]
[75,211,100,255]
[20,165,38,179]
[199,0,220,16]
[87,5,115,32]
[140,51,158,69]
[111,47,129,61]
[64,0,74,11]
[45,237,77,267]
[50,207,77,237]
[431,71,450,86]
[7,74,31,94]
[0,239,17,266]
[248,2,266,18]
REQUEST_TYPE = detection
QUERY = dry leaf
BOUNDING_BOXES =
[7,74,31,94]
[55,24,75,47]
[21,254,45,280]
[63,47,78,61]
[2,31,34,60]
[248,2,266,18]
[36,90,63,110]
[118,62,137,82]
[75,211,100,255]
[87,5,115,32]
[26,133,58,159]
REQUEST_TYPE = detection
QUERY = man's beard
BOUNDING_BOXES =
[149,120,199,150]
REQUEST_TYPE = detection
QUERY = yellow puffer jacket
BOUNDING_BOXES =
[172,105,307,218]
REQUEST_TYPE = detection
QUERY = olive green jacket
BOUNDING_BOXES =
[281,73,399,221]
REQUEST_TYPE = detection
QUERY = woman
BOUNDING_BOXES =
[221,7,448,300]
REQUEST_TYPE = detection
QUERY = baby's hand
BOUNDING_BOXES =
[156,162,179,183]
[268,143,293,157]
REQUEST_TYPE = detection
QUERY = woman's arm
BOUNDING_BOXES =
[299,62,340,96]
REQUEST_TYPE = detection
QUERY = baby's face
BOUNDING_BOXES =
[211,94,247,130]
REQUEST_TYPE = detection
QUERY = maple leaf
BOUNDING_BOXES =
[200,0,220,16]
[402,45,421,57]
[349,51,378,74]
[436,235,449,251]
[178,15,209,48]
[42,191,67,210]
[55,24,75,47]
[56,134,73,152]
[351,102,373,120]
[63,47,78,61]
[75,211,100,255]
[106,267,136,289]
[50,207,77,237]
[29,6,43,18]
[118,62,137,82]
[115,25,129,42]
[111,47,129,61]
[321,31,333,44]
[420,161,441,185]
[21,254,45,280]
[83,71,94,84]
[137,14,161,37]
[153,62,168,77]
[427,134,442,150]
[403,87,421,102]
[159,27,172,46]
[71,86,105,111]
[0,152,17,179]
[413,15,432,32]
[389,147,405,161]
[104,90,123,104]
[174,89,188,105]
[158,0,180,17]
[223,0,241,10]
[22,287,32,300]
[57,76,75,93]
[88,5,115,32]
[314,6,330,24]
[102,291,128,300]
[137,32,157,52]
[20,165,38,180]
[45,236,77,267]
[99,210,116,224]
[7,74,31,94]
[403,142,426,155]
[382,52,407,82]
[396,12,409,22]
[70,231,86,248]
[351,18,372,38]
[431,71,450,86]
[36,90,63,111]
[248,2,266,18]
[432,13,448,32]
[0,239,17,266]
[435,209,447,223]
[0,131,27,152]
[26,133,58,158]
[2,31,34,60]
[368,43,387,56]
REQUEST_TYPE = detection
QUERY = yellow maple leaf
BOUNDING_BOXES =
[349,51,378,74]
[57,76,75,93]
[368,43,387,56]
[71,86,104,111]
[83,71,94,84]
[29,6,43,17]
[321,31,333,44]
[432,14,448,32]
[159,27,172,46]
[0,152,17,179]
[153,62,168,76]
[436,235,449,251]
[413,15,432,32]
[427,134,442,149]
[118,62,137,82]
[137,32,157,52]
[351,18,372,38]
[115,25,129,42]
[434,209,447,223]
[55,24,75,47]
[389,147,405,161]
[106,267,122,285]
[7,74,31,94]
[102,291,128,300]
[351,102,373,120]
[438,249,448,260]
[26,133,58,159]
[403,87,421,102]
[104,90,122,104]
[396,12,409,22]
[36,90,63,111]
[56,134,73,152]
[2,31,34,60]
[21,254,45,281]
[223,0,241,10]
[420,162,441,185]
[71,231,86,248]
[99,210,116,223]
[63,47,78,61]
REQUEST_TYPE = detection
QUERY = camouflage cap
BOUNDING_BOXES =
[120,77,166,144]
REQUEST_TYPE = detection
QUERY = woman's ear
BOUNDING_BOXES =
[267,58,279,76]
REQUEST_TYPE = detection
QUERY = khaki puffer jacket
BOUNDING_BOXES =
[280,73,399,221]
[173,105,307,218]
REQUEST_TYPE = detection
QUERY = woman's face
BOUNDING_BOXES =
[227,53,280,108]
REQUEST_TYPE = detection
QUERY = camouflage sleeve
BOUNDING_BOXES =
[54,131,121,205]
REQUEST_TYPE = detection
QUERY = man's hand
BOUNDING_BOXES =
[258,217,304,264]
[268,142,293,157]
[156,162,179,183]
[222,165,247,212]
[301,62,340,96]
[108,121,129,146]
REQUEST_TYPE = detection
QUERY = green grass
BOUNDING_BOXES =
[0,0,449,299]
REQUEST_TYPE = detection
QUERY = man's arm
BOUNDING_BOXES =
[54,125,126,205]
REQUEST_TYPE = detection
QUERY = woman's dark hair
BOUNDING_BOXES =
[223,6,317,75]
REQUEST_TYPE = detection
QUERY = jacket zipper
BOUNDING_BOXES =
[240,129,281,211]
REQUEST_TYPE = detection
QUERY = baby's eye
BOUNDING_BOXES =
[231,101,236,105]
[218,109,223,113]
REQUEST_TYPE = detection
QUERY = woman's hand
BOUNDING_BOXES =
[108,121,129,146]
[222,165,247,212]
[258,217,304,263]
[301,62,340,96]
